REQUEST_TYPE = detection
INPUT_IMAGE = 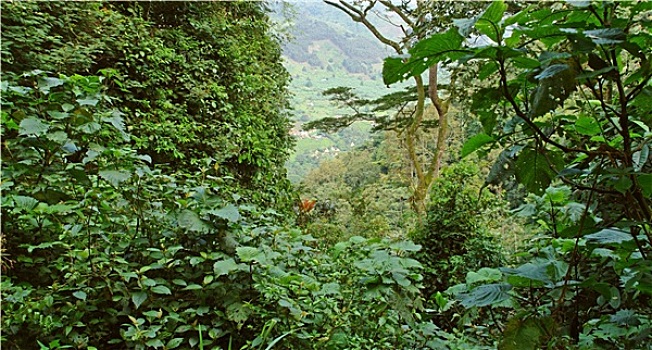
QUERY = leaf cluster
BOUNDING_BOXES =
[383,0,652,347]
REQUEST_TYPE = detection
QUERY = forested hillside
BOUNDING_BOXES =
[275,3,409,182]
[2,1,652,350]
[1,2,300,348]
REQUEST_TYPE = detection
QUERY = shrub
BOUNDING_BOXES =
[1,72,472,350]
[411,162,505,298]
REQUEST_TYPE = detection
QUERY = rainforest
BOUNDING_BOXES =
[2,1,651,349]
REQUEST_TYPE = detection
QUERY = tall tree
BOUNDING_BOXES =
[307,0,484,213]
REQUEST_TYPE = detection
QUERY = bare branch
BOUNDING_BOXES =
[405,75,426,186]
[424,64,449,183]
[379,0,413,27]
[324,0,403,53]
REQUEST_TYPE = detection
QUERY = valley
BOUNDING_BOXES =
[275,2,407,182]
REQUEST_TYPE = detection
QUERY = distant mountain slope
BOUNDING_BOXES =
[271,2,404,182]
[275,2,400,76]
[283,17,387,75]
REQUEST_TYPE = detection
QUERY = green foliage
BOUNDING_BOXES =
[10,0,652,348]
[243,234,433,349]
[1,1,295,211]
[385,0,652,346]
[383,29,469,86]
[299,134,417,241]
[0,71,475,349]
[461,133,494,158]
[447,186,652,348]
[411,162,505,296]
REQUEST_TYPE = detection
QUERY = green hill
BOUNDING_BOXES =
[274,2,406,182]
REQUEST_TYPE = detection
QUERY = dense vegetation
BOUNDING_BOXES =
[2,1,294,208]
[303,0,652,348]
[2,1,651,350]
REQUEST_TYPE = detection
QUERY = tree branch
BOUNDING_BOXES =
[324,0,403,53]
[379,0,413,27]
[405,74,426,186]
[498,58,592,156]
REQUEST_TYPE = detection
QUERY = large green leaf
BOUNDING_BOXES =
[614,176,632,194]
[511,56,541,69]
[633,144,649,172]
[515,148,562,195]
[638,174,652,197]
[172,279,187,286]
[585,228,633,245]
[151,285,171,295]
[314,282,341,296]
[37,77,64,93]
[166,338,184,349]
[475,0,508,42]
[79,122,102,134]
[226,302,252,324]
[530,76,574,118]
[99,170,131,187]
[501,262,551,287]
[236,246,262,263]
[575,115,601,136]
[208,203,241,223]
[131,292,147,309]
[19,117,49,136]
[103,111,126,133]
[26,241,67,253]
[145,339,164,348]
[182,284,202,291]
[458,283,512,308]
[454,0,507,41]
[392,271,411,287]
[77,98,99,106]
[461,133,494,158]
[382,57,410,87]
[499,317,547,350]
[177,209,210,233]
[477,61,500,79]
[12,195,39,211]
[383,29,467,85]
[466,268,503,285]
[584,28,626,45]
[213,258,239,277]
[610,309,642,326]
[409,27,469,63]
[389,240,422,252]
[545,186,571,204]
[73,290,87,301]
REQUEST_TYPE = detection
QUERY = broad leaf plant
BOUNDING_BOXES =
[384,0,651,348]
